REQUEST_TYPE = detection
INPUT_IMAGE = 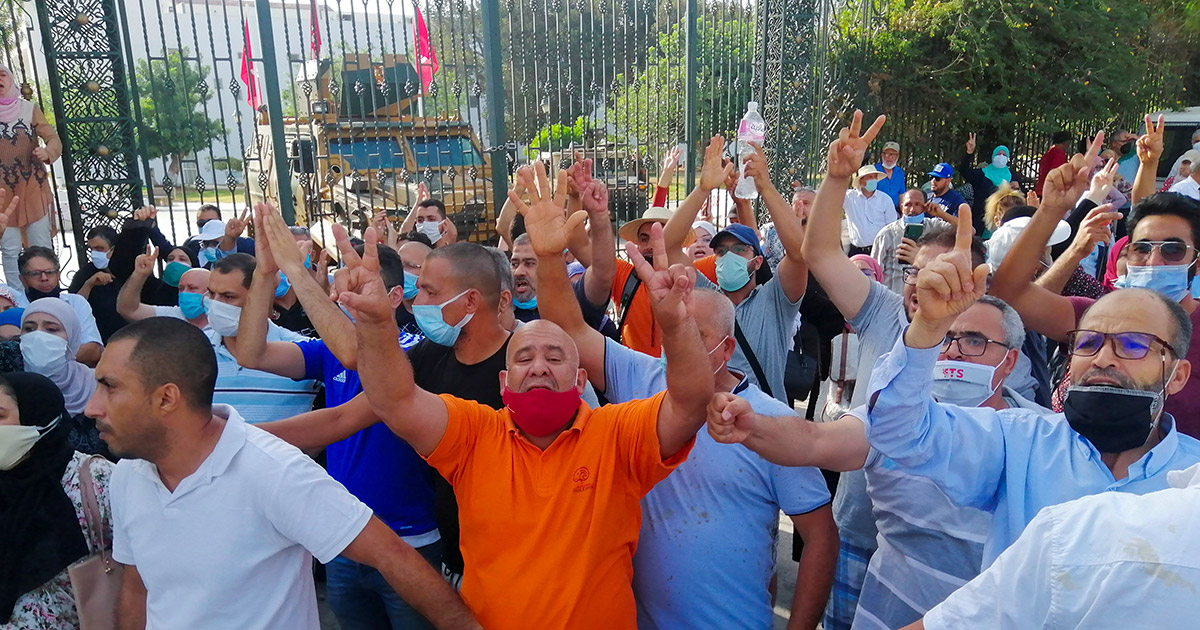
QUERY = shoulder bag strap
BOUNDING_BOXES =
[615,272,642,341]
[837,325,851,382]
[77,455,106,555]
[733,320,773,397]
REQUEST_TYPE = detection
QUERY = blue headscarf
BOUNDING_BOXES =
[981,145,1012,187]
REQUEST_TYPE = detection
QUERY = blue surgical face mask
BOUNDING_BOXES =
[275,272,291,299]
[715,251,752,292]
[513,296,538,310]
[199,246,220,267]
[89,249,110,270]
[304,253,312,270]
[863,178,879,193]
[904,213,925,224]
[402,271,419,300]
[1115,263,1192,301]
[177,291,207,320]
[413,288,475,346]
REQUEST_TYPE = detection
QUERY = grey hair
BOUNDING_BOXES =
[1154,291,1193,357]
[513,233,531,247]
[693,288,736,337]
[288,226,310,238]
[977,295,1025,349]
[484,246,514,295]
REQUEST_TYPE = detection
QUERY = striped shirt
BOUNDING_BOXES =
[207,325,319,424]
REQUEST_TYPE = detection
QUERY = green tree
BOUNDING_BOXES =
[135,49,225,177]
[837,0,1198,152]
[527,115,597,157]
[608,15,755,157]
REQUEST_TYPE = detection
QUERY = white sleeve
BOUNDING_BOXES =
[152,305,185,319]
[923,505,1059,629]
[109,462,135,565]
[68,295,103,345]
[266,445,373,564]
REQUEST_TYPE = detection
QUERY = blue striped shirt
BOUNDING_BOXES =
[209,325,319,424]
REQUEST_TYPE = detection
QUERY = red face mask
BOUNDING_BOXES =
[502,385,582,437]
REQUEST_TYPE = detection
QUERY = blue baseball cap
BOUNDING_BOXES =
[710,223,764,258]
[928,163,954,178]
[0,308,24,329]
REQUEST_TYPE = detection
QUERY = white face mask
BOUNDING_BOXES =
[20,331,70,374]
[0,424,44,470]
[204,297,242,337]
[882,158,898,169]
[416,221,443,244]
[931,359,1003,407]
[992,154,1009,169]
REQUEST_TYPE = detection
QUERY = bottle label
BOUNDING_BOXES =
[738,119,766,139]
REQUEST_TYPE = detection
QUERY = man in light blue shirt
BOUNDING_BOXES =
[531,209,837,630]
[707,295,1046,630]
[907,462,1200,629]
[865,220,1200,567]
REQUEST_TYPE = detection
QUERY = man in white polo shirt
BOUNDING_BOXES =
[844,164,897,256]
[85,317,480,630]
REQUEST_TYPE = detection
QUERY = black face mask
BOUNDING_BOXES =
[1120,142,1133,156]
[24,286,62,302]
[1063,386,1162,453]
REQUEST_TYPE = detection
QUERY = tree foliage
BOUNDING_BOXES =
[134,49,225,176]
[608,15,754,158]
[841,0,1199,152]
[527,115,598,157]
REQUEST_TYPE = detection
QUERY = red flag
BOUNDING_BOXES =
[310,0,322,59]
[413,3,438,92]
[240,20,261,110]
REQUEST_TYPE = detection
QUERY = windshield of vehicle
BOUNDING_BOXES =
[410,136,483,168]
[329,138,407,170]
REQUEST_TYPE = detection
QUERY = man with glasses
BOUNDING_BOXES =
[992,189,1200,438]
[859,213,1200,579]
[706,293,1046,630]
[15,245,104,365]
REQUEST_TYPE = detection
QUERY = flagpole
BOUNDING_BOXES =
[254,0,296,223]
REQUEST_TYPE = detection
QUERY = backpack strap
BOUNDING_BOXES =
[733,320,773,397]
[615,271,642,342]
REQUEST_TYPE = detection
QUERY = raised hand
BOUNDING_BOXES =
[507,160,586,257]
[625,222,696,330]
[251,203,280,277]
[580,180,610,216]
[133,205,158,222]
[965,132,976,155]
[912,205,989,325]
[1043,133,1102,213]
[0,189,18,236]
[225,209,250,240]
[706,392,755,445]
[257,202,306,275]
[1137,114,1166,164]
[416,182,430,204]
[1025,190,1040,208]
[826,110,887,179]
[330,224,392,324]
[133,245,159,277]
[439,216,458,244]
[661,145,683,174]
[698,135,735,193]
[1087,158,1119,200]
[1066,203,1121,260]
[743,143,777,193]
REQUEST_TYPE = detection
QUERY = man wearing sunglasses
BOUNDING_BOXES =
[860,206,1200,583]
[992,186,1200,438]
[706,294,1046,630]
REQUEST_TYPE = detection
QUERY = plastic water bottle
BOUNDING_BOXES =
[734,101,766,200]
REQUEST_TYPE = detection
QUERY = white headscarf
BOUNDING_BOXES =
[21,298,96,415]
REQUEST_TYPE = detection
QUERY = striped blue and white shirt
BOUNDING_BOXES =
[208,325,319,424]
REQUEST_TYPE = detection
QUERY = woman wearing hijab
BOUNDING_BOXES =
[0,372,114,629]
[0,64,61,286]
[960,133,1028,235]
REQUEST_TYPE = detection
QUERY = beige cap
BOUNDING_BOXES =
[855,165,884,188]
[883,141,901,152]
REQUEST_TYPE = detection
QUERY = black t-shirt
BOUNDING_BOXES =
[396,304,424,340]
[513,276,619,338]
[408,334,511,574]
[271,300,316,338]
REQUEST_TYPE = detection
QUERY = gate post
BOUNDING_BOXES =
[34,0,144,254]
[683,0,699,192]
[480,0,508,217]
[254,0,295,224]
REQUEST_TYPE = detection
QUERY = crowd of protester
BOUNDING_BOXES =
[3,101,1200,630]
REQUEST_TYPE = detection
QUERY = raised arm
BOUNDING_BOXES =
[1036,204,1121,295]
[707,392,869,470]
[333,226,448,456]
[1132,114,1165,205]
[629,222,713,459]
[220,209,250,253]
[258,393,378,451]
[990,134,1103,342]
[568,160,617,307]
[495,172,527,250]
[258,202,362,367]
[801,110,886,320]
[661,136,734,267]
[745,143,808,302]
[116,246,161,322]
[226,204,307,379]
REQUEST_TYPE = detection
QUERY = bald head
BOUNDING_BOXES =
[178,268,210,295]
[1081,288,1191,357]
[693,288,735,342]
[503,320,586,395]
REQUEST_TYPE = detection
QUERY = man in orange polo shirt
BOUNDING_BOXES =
[333,166,715,630]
